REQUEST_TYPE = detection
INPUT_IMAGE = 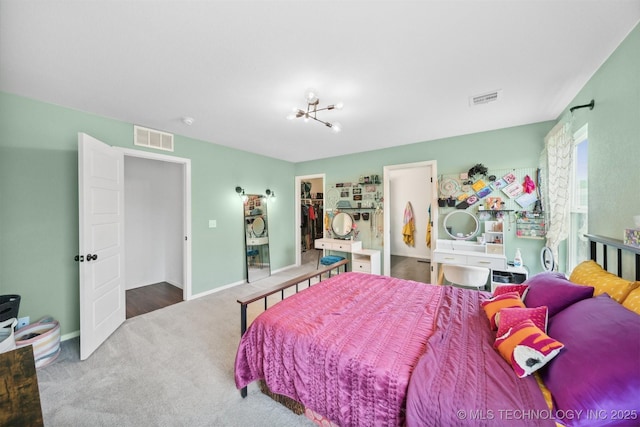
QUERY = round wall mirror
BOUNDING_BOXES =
[252,217,265,237]
[443,210,479,240]
[332,212,354,238]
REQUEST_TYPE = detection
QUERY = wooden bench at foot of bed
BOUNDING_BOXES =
[236,258,349,398]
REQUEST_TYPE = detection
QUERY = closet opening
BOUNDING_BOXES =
[295,174,325,270]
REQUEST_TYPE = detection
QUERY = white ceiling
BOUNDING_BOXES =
[1,1,639,162]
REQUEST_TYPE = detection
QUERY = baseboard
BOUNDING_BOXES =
[126,280,184,291]
[270,263,298,275]
[61,330,80,342]
[165,280,183,289]
[188,279,246,300]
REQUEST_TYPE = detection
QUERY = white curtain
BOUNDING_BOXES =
[540,120,574,267]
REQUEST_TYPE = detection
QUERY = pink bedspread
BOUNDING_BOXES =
[235,272,553,427]
[406,284,554,427]
[235,272,441,426]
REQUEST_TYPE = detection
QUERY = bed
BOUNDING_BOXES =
[235,235,640,427]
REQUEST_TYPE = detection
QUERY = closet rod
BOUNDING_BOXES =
[569,99,595,113]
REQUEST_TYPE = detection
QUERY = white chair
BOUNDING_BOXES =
[442,264,490,290]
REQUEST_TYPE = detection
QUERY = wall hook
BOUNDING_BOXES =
[569,99,595,114]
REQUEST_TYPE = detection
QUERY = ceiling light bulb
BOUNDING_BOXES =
[331,122,342,133]
[334,102,344,110]
[304,88,319,104]
[286,112,296,120]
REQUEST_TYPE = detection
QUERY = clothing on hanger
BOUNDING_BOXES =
[402,202,415,247]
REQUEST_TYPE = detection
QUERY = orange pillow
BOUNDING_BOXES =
[494,319,564,378]
[481,292,525,330]
[569,260,639,303]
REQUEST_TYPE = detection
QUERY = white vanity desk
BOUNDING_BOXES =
[315,238,381,275]
[433,239,528,290]
[433,239,507,271]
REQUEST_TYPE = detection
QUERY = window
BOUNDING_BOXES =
[567,124,588,272]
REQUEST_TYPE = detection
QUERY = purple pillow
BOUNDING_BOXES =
[523,272,593,316]
[542,294,640,427]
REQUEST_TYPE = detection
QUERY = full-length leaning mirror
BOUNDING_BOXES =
[443,210,479,240]
[244,194,270,282]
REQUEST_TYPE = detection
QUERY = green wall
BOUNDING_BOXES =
[566,24,640,241]
[0,92,295,335]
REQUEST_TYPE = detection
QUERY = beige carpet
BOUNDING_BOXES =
[36,262,325,426]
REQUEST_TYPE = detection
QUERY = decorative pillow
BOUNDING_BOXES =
[622,286,640,315]
[481,291,524,329]
[569,260,639,303]
[542,294,640,426]
[523,272,594,316]
[494,319,564,378]
[493,284,529,298]
[496,306,548,336]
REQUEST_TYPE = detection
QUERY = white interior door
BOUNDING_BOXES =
[78,133,125,360]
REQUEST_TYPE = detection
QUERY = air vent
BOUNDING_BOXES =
[134,125,174,152]
[469,90,502,106]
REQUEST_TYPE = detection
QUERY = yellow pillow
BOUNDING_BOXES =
[569,260,639,303]
[622,286,640,315]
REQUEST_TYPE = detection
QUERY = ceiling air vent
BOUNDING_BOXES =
[134,125,174,152]
[469,90,502,107]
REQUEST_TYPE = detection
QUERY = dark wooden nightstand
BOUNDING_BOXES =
[0,345,44,426]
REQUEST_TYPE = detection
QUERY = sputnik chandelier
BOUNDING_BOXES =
[287,89,343,132]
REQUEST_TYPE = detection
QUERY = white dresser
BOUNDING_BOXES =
[352,249,381,274]
[314,238,381,275]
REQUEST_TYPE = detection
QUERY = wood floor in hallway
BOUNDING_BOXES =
[390,255,431,284]
[126,282,183,319]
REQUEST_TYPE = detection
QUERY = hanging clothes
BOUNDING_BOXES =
[402,202,415,247]
[426,204,432,248]
[301,204,310,250]
[314,203,324,236]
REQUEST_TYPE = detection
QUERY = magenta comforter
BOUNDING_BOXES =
[235,272,552,427]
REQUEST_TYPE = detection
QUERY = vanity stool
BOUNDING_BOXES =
[441,264,490,290]
[318,254,346,277]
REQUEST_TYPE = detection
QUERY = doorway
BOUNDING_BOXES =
[78,134,192,360]
[295,174,325,268]
[383,161,438,284]
[121,149,192,301]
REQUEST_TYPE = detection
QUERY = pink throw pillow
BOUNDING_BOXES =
[493,284,529,298]
[496,306,549,336]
